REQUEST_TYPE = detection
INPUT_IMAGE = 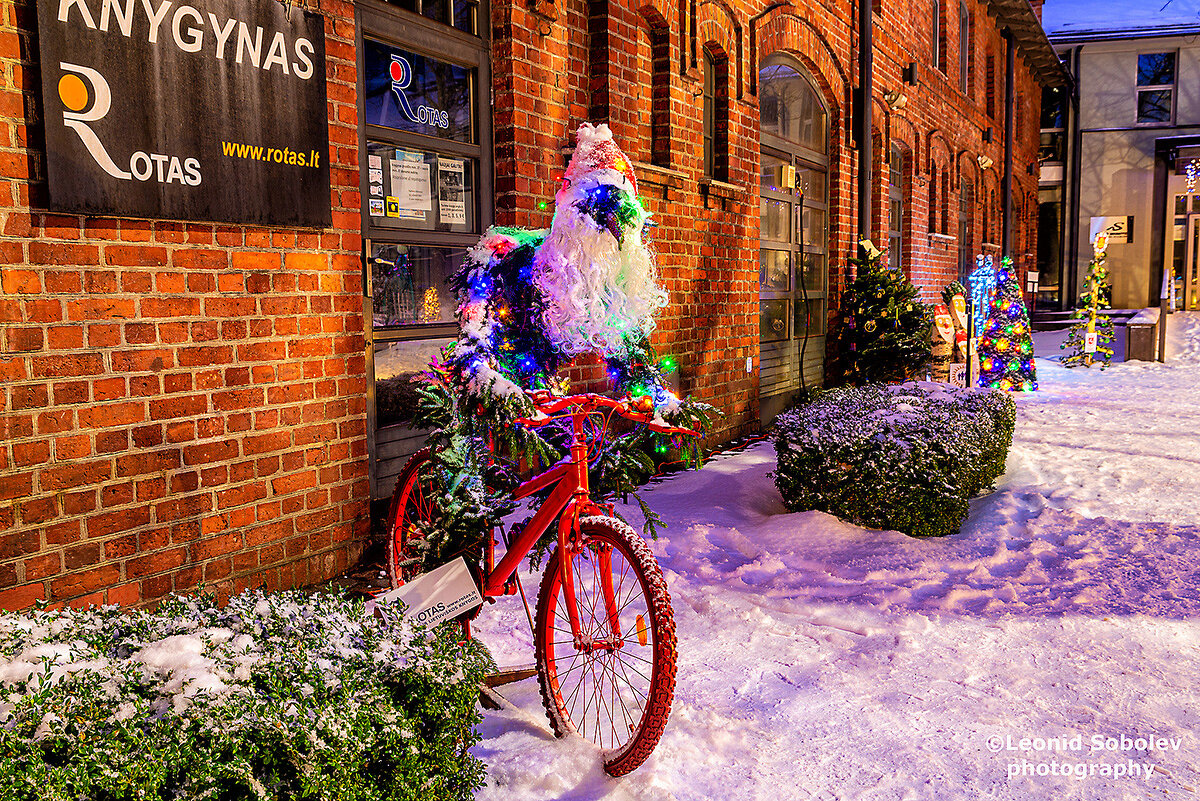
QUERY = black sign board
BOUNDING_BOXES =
[36,0,330,227]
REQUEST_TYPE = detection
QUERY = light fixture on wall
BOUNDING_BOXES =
[977,154,995,170]
[884,89,908,111]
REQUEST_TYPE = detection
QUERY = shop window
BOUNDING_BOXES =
[359,1,492,499]
[1136,52,1175,124]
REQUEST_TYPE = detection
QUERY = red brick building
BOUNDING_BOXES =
[0,0,1062,610]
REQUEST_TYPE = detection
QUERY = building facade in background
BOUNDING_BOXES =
[0,0,1055,610]
[1042,1,1200,311]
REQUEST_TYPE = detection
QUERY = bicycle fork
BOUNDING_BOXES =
[557,497,625,654]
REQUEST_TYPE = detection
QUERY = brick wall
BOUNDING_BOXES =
[0,0,369,610]
[493,0,1046,431]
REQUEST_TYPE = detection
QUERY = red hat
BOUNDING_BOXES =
[562,123,638,196]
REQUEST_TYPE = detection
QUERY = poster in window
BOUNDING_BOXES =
[391,151,431,219]
[438,157,467,225]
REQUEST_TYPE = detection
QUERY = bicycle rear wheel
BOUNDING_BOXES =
[385,448,437,587]
[534,515,677,776]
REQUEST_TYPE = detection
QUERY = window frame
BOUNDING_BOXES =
[888,143,905,272]
[958,2,971,93]
[1135,51,1177,126]
[931,0,941,70]
[703,49,716,179]
[357,0,493,344]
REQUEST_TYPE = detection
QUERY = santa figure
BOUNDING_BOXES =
[447,122,683,418]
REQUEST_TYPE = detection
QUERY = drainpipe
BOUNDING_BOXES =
[1001,27,1015,259]
[858,0,873,244]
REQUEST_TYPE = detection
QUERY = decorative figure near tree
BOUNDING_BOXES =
[976,256,1038,391]
[1060,233,1116,369]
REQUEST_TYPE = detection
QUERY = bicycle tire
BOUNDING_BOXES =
[534,515,677,776]
[385,447,437,588]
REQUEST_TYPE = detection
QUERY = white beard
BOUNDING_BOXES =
[533,196,668,358]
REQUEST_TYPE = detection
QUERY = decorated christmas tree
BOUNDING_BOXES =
[977,256,1038,391]
[832,243,932,384]
[1060,233,1116,368]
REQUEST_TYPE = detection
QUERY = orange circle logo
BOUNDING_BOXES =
[58,74,88,112]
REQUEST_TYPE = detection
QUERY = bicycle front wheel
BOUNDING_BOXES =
[534,515,677,776]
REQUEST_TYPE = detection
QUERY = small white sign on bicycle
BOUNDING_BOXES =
[1084,332,1098,353]
[370,557,482,627]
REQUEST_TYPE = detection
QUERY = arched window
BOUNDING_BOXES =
[888,144,905,271]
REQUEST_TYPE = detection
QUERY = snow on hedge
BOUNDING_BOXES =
[0,591,493,801]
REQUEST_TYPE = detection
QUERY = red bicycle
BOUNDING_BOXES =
[385,390,699,776]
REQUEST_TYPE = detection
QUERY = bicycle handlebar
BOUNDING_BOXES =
[516,390,701,438]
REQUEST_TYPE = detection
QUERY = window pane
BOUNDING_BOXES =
[375,337,454,428]
[889,146,903,186]
[1137,89,1172,123]
[364,39,475,143]
[760,299,789,342]
[759,63,827,153]
[1176,196,1188,215]
[422,0,449,24]
[453,0,478,33]
[761,198,790,242]
[799,252,825,291]
[1137,53,1175,86]
[794,298,825,337]
[888,233,902,271]
[761,154,787,193]
[366,143,476,232]
[370,242,463,328]
[890,198,902,231]
[760,249,791,290]
[798,167,826,203]
[801,206,826,246]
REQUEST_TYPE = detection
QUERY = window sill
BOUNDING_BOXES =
[700,178,746,199]
[929,233,957,245]
[633,160,687,190]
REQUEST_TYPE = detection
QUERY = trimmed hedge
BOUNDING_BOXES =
[0,591,493,801]
[773,381,1016,537]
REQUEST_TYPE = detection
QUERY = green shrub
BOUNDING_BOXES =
[773,381,1016,537]
[0,590,493,801]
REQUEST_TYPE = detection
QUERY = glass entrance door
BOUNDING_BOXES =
[1169,194,1200,310]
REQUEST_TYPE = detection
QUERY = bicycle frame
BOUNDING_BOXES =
[482,409,605,646]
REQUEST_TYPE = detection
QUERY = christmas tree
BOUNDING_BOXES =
[977,256,1038,391]
[832,243,932,384]
[1060,233,1116,368]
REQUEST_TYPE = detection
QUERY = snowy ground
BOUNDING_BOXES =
[470,313,1200,800]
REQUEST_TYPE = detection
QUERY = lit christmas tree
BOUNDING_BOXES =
[1060,233,1115,368]
[976,256,1038,391]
